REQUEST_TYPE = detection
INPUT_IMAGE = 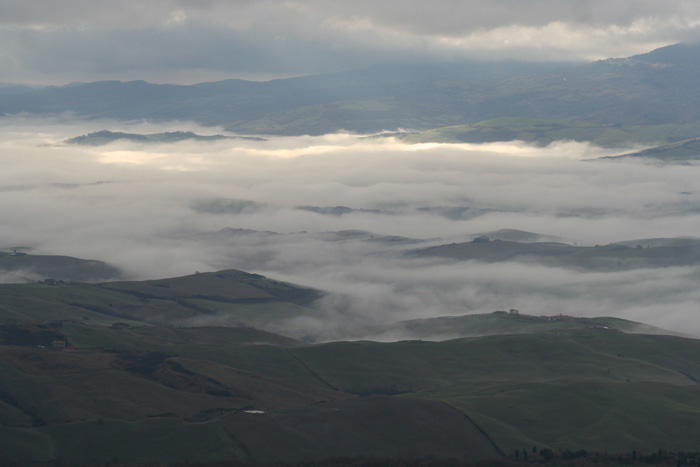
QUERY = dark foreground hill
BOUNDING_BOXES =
[219,396,502,463]
[0,269,324,339]
[1,265,700,463]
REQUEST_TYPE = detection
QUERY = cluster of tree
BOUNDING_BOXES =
[0,458,520,467]
[6,451,700,467]
[0,323,66,347]
[511,446,700,465]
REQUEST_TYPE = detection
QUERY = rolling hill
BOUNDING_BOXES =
[2,261,700,463]
[2,311,700,462]
[0,250,122,283]
[0,269,325,339]
[3,43,700,139]
[410,236,700,271]
[346,312,680,342]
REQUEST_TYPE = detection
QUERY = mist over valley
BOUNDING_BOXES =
[2,120,700,340]
[3,12,700,461]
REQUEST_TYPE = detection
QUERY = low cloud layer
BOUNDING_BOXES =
[2,1,700,83]
[2,117,700,337]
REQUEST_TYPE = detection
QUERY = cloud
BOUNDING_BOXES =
[2,117,700,338]
[2,1,700,83]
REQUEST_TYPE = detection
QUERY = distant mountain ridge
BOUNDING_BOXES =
[2,43,700,136]
[410,236,700,271]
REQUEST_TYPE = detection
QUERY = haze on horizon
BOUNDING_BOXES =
[2,0,700,84]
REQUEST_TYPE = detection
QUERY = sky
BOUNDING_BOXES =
[2,0,700,84]
[2,119,700,338]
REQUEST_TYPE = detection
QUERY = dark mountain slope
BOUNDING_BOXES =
[100,269,322,305]
[2,259,700,462]
[0,269,324,338]
[2,296,700,461]
[219,396,503,462]
[3,43,700,135]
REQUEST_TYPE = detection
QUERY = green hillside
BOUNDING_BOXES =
[0,251,121,283]
[1,267,700,463]
[0,270,324,338]
[2,319,700,462]
[218,396,503,463]
[422,381,700,453]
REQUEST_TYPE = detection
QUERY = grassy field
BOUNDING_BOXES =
[41,418,245,464]
[0,426,54,462]
[2,267,700,463]
[421,381,700,453]
[349,313,677,342]
[292,332,700,393]
[2,324,700,461]
[61,322,301,349]
[0,270,324,337]
[218,396,503,462]
[287,332,700,454]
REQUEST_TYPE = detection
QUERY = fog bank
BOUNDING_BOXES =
[2,118,700,337]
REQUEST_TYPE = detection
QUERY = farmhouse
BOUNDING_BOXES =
[51,340,66,350]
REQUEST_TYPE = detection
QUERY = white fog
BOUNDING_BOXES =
[2,117,700,338]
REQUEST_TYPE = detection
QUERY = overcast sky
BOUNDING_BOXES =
[2,0,700,84]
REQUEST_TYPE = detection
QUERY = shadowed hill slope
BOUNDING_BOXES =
[410,238,700,271]
[219,396,503,462]
[0,251,121,283]
[3,43,700,136]
[100,269,322,305]
[0,269,324,338]
[2,264,700,462]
